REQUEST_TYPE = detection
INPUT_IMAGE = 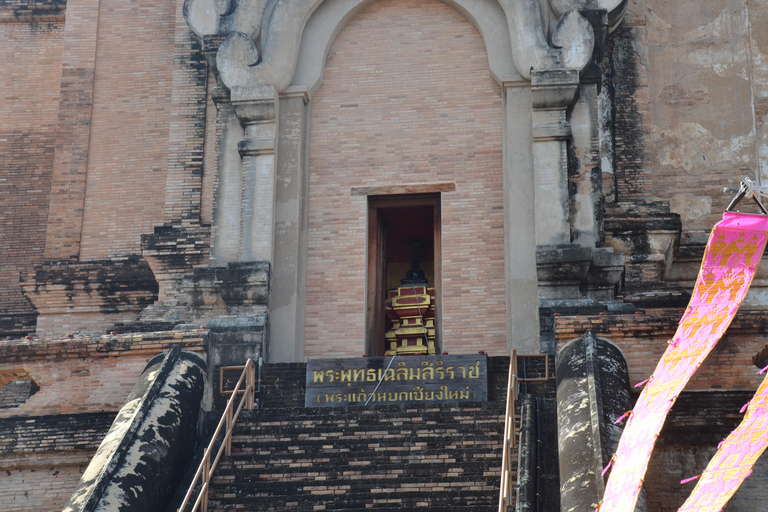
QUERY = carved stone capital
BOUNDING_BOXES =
[230,85,278,156]
[230,85,277,122]
[531,69,580,110]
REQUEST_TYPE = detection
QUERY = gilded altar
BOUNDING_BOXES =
[384,286,436,355]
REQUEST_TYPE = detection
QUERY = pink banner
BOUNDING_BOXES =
[600,212,768,512]
[678,373,768,511]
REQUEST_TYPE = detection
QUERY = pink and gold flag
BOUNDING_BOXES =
[678,373,768,511]
[600,212,768,512]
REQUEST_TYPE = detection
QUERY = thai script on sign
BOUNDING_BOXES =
[311,359,481,384]
[316,385,476,405]
[305,355,487,407]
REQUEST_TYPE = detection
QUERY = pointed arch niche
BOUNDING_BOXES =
[268,0,539,361]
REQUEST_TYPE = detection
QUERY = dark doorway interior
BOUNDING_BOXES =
[366,194,441,356]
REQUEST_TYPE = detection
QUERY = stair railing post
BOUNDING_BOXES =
[247,359,255,410]
[225,405,233,457]
[499,348,518,512]
[202,454,210,512]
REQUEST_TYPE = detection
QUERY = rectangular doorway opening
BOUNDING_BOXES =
[366,194,441,357]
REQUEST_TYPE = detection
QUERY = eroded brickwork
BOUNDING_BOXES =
[20,256,158,336]
[608,5,653,204]
[0,6,64,335]
[642,0,759,234]
[305,0,506,357]
[609,0,768,241]
[0,462,90,512]
[0,413,114,512]
[0,330,206,418]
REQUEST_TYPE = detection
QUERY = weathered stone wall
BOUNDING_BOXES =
[644,391,768,511]
[305,0,506,357]
[0,1,65,336]
[0,413,113,512]
[0,0,214,338]
[610,0,768,240]
[19,257,158,337]
[607,4,653,205]
[643,0,761,233]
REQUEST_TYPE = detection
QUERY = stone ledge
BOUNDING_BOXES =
[0,330,207,363]
[0,0,65,22]
[20,256,158,336]
[554,309,768,339]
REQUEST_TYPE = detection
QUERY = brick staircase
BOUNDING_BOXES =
[204,357,513,512]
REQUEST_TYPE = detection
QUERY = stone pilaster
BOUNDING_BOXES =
[232,86,279,263]
[501,79,541,353]
[44,0,101,260]
[531,69,580,246]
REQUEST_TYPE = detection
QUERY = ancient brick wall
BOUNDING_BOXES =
[643,391,768,511]
[0,461,91,512]
[0,0,211,337]
[644,443,768,512]
[77,0,177,259]
[0,330,206,418]
[305,0,506,358]
[555,311,768,391]
[607,4,653,205]
[0,413,113,512]
[0,331,206,511]
[641,0,760,234]
[0,1,65,336]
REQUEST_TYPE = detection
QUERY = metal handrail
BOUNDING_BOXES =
[178,359,257,512]
[498,350,550,512]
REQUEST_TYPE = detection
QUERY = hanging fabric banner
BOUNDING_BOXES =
[677,373,768,511]
[600,212,768,512]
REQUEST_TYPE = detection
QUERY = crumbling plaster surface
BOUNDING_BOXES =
[637,0,767,235]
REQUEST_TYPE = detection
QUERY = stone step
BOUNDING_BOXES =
[195,358,526,512]
[208,501,498,512]
[208,490,503,509]
[214,467,503,483]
